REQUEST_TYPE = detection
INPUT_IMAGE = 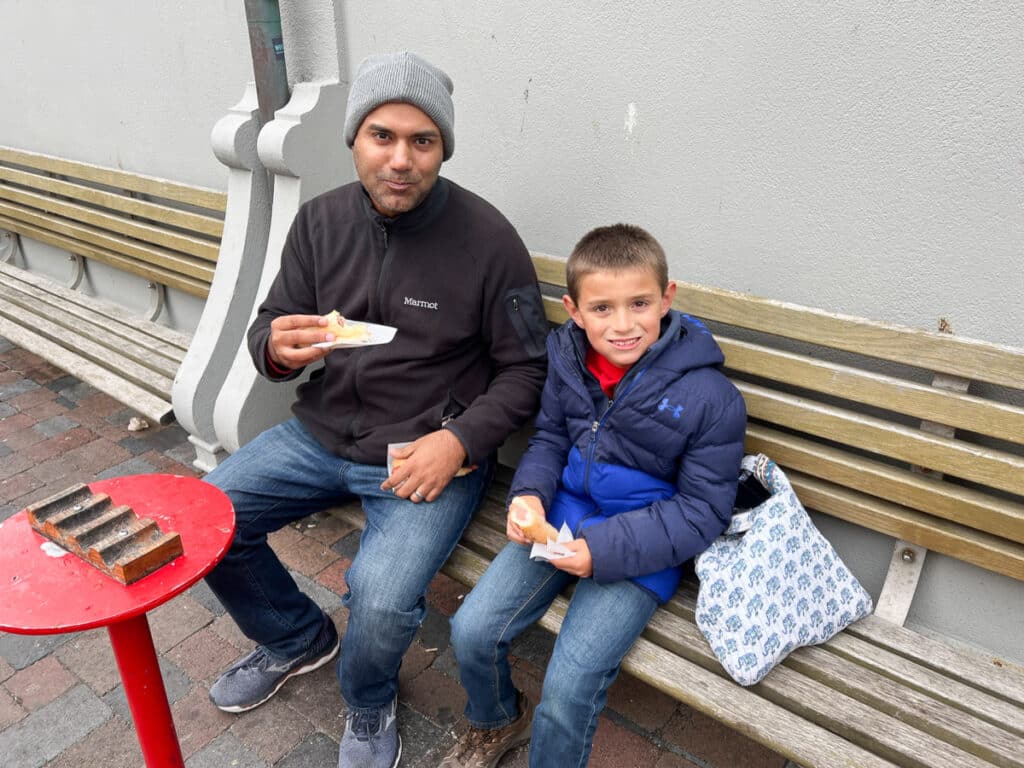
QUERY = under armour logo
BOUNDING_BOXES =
[658,398,684,418]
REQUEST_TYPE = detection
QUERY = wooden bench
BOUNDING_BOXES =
[334,251,1024,768]
[0,146,226,424]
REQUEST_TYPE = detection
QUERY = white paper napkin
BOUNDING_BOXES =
[529,522,575,561]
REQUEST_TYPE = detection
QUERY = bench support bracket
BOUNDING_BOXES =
[876,339,970,626]
[874,540,928,624]
[0,229,18,264]
[146,282,166,321]
[66,253,85,289]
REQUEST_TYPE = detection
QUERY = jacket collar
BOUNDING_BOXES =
[359,176,451,232]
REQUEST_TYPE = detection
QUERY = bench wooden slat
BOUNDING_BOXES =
[0,184,219,262]
[0,262,192,350]
[0,145,227,212]
[845,614,1024,708]
[0,269,185,375]
[0,165,224,238]
[0,283,177,396]
[0,212,213,298]
[745,424,1024,546]
[645,610,1002,768]
[824,632,1024,738]
[740,382,1024,497]
[676,281,1024,390]
[652,591,999,768]
[787,644,1024,767]
[0,147,230,422]
[721,336,1024,446]
[667,587,1024,725]
[0,201,217,285]
[0,318,174,424]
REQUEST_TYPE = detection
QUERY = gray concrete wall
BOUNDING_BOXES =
[3,1,1022,661]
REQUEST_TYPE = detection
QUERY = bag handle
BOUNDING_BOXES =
[724,454,781,535]
[742,453,780,493]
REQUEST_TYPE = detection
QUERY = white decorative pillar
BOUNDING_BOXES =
[165,0,347,458]
[171,83,273,471]
[211,0,352,454]
[212,80,352,453]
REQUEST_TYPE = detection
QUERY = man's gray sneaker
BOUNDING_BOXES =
[209,618,339,713]
[338,695,401,768]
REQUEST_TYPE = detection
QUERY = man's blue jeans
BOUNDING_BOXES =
[449,541,657,767]
[204,417,491,712]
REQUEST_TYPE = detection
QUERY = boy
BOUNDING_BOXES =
[442,224,747,767]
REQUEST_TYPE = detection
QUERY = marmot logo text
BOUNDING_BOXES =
[404,296,439,310]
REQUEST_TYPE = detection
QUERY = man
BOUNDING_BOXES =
[203,51,548,768]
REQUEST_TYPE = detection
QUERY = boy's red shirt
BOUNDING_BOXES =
[586,346,629,399]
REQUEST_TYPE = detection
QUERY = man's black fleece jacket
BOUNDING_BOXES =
[247,177,549,466]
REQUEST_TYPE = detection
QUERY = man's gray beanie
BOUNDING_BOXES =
[344,51,455,161]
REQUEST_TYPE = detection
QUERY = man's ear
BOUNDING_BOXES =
[562,294,585,328]
[660,281,677,316]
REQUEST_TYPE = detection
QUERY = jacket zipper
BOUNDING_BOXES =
[580,367,646,518]
[376,222,390,318]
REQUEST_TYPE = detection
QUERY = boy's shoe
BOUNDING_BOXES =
[338,696,401,768]
[439,692,534,767]
[209,617,339,713]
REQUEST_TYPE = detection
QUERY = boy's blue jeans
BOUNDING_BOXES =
[450,541,657,767]
[203,417,491,712]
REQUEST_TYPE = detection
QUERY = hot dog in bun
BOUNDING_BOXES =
[321,310,371,342]
[510,497,559,544]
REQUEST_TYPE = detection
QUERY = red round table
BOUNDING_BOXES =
[0,474,235,768]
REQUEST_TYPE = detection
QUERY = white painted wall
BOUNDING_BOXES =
[6,2,1020,343]
[340,1,1024,348]
[3,1,249,188]
[3,1,1022,660]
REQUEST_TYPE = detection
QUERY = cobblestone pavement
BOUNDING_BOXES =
[0,338,786,767]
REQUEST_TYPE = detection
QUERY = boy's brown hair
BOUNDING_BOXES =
[566,224,669,302]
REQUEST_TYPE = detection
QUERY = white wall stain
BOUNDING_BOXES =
[624,102,639,140]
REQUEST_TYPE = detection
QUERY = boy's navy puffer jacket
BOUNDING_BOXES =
[509,310,747,602]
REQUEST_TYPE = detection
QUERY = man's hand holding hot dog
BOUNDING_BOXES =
[266,314,333,370]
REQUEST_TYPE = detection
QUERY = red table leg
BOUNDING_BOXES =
[107,614,185,768]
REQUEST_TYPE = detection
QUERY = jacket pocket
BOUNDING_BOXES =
[504,285,549,358]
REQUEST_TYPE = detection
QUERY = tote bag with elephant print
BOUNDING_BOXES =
[694,454,873,686]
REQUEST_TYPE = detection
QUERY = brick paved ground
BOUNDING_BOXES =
[0,337,786,767]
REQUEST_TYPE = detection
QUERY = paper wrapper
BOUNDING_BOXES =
[529,522,575,562]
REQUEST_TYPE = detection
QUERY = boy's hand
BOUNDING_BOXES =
[550,539,593,578]
[506,495,544,545]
